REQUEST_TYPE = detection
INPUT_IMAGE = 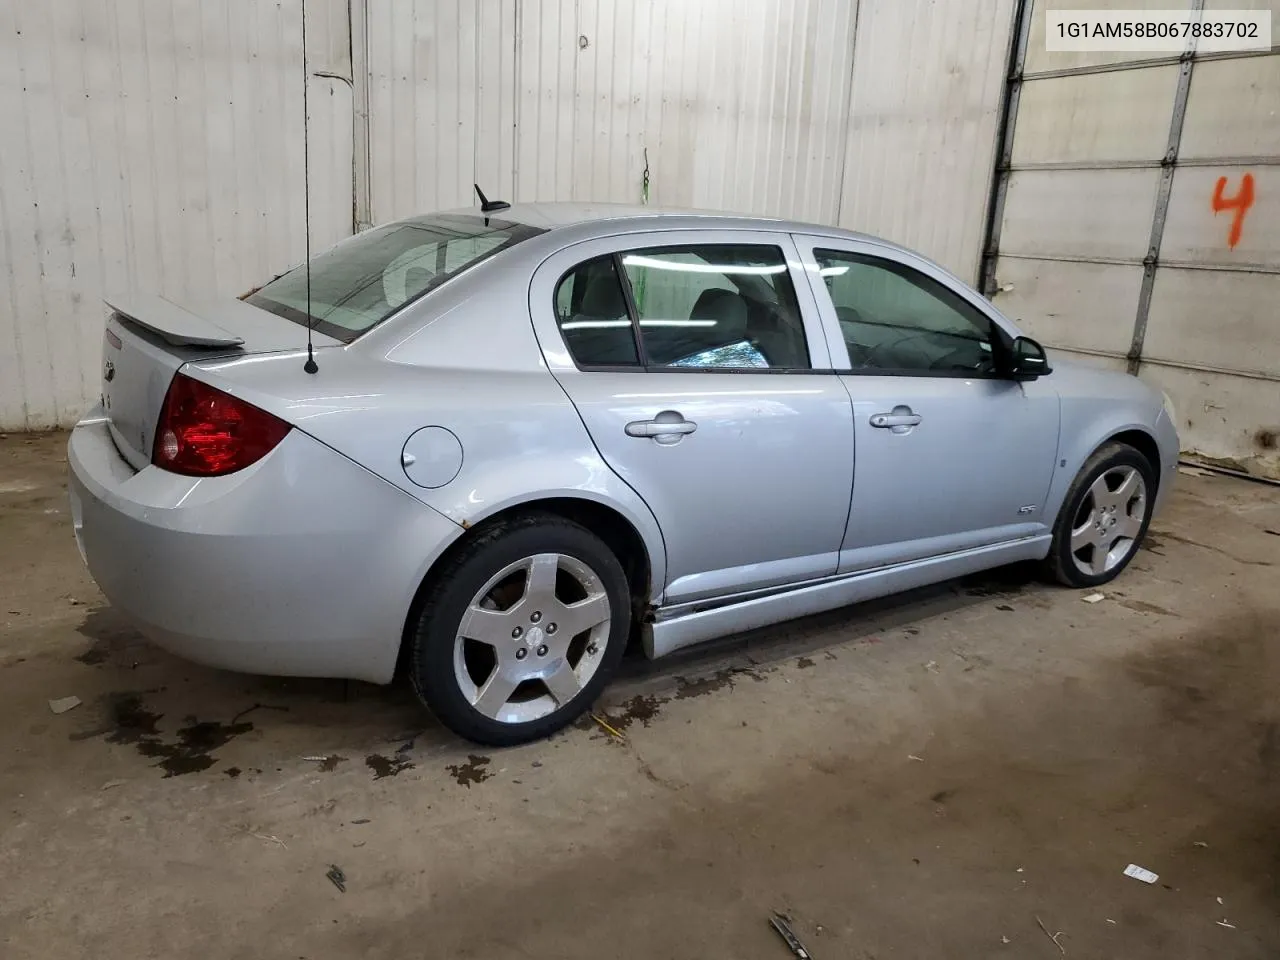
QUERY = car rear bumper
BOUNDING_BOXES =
[68,410,463,683]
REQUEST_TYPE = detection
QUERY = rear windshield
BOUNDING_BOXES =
[246,214,543,343]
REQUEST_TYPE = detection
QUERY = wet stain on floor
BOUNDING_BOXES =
[446,754,492,787]
[72,694,254,777]
[603,694,664,731]
[74,609,150,667]
[674,666,767,700]
[959,563,1040,598]
[365,752,414,780]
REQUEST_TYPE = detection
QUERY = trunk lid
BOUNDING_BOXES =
[100,294,338,469]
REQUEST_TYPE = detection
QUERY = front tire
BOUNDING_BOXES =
[409,514,631,746]
[1044,441,1156,588]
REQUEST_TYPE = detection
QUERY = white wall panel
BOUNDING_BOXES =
[1140,364,1280,478]
[991,258,1143,357]
[366,0,495,221]
[1162,164,1280,265]
[368,0,861,227]
[0,0,353,430]
[1145,269,1280,375]
[365,0,1007,280]
[1012,68,1178,165]
[2,0,1013,428]
[838,0,1015,280]
[999,169,1159,260]
[526,0,860,221]
[1024,0,1192,74]
[1179,56,1280,159]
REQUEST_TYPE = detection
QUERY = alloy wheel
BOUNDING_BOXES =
[1068,466,1147,577]
[452,553,612,724]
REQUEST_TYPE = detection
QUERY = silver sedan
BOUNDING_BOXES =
[68,203,1179,744]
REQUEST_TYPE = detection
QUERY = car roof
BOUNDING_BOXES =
[432,200,900,249]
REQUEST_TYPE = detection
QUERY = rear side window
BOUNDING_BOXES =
[622,246,809,369]
[553,244,811,371]
[247,214,543,343]
[555,256,641,366]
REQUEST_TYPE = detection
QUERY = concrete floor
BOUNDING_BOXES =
[1,432,1278,959]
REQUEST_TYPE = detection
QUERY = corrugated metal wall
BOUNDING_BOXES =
[366,0,863,226]
[365,0,1014,277]
[839,0,1016,282]
[987,0,1280,479]
[1,0,1016,429]
[0,0,354,430]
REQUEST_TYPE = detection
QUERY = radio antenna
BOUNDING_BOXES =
[301,0,318,374]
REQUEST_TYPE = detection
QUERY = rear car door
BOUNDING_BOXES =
[529,230,854,606]
[793,236,1061,572]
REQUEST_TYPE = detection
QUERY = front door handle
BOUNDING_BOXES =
[625,411,698,444]
[869,413,921,428]
[870,406,922,432]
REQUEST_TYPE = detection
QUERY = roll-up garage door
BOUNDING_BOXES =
[984,0,1279,480]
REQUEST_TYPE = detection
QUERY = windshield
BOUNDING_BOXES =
[246,214,543,343]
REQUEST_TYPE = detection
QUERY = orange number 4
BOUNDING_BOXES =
[1210,173,1255,250]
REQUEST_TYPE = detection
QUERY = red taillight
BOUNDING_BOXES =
[152,372,291,476]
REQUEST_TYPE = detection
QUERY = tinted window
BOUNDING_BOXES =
[247,214,543,343]
[620,246,810,369]
[554,256,640,366]
[814,250,997,374]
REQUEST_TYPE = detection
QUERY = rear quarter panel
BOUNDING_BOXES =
[186,256,670,602]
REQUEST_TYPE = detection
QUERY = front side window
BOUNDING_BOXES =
[247,214,543,343]
[814,250,998,375]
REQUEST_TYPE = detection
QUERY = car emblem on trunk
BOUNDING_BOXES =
[103,360,115,382]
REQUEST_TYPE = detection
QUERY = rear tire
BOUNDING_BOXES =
[409,514,630,746]
[1044,441,1156,588]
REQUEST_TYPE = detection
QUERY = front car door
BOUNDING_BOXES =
[529,230,854,606]
[792,235,1061,572]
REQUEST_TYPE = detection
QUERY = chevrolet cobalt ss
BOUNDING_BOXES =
[69,203,1178,744]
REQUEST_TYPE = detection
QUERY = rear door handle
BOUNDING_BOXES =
[625,412,698,443]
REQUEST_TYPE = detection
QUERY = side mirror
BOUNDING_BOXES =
[1010,336,1052,381]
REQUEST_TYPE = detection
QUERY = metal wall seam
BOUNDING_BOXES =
[350,0,373,232]
[999,251,1280,275]
[980,0,1034,296]
[1022,45,1279,82]
[839,0,1015,280]
[1127,0,1204,375]
[1010,155,1280,171]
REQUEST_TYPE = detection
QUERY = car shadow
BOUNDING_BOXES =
[68,562,1047,776]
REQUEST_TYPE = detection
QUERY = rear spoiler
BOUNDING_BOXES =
[104,294,247,348]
